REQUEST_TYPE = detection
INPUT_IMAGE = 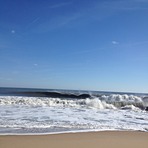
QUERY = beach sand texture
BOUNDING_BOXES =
[0,131,148,148]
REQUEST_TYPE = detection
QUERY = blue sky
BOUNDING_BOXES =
[0,0,148,93]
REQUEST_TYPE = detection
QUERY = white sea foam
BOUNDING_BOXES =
[0,95,145,110]
[0,95,148,134]
[85,98,116,109]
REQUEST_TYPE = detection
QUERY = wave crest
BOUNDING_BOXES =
[0,94,146,111]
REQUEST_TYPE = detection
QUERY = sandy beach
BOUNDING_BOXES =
[0,131,148,148]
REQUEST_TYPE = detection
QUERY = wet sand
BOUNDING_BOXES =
[0,131,148,148]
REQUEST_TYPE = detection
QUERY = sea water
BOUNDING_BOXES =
[0,87,148,135]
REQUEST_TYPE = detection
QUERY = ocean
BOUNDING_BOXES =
[0,87,148,135]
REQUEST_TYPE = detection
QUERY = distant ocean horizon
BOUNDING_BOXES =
[0,86,147,96]
[0,87,148,135]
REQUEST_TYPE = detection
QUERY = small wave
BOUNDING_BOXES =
[121,105,141,111]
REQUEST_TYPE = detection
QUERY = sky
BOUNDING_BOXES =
[0,0,148,93]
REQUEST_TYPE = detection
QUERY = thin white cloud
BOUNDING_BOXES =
[133,0,148,2]
[49,2,72,9]
[100,0,148,11]
[112,41,119,45]
[11,30,15,34]
[32,0,148,33]
[34,64,38,66]
[34,13,82,33]
[27,17,40,28]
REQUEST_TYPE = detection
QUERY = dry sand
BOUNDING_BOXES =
[0,131,148,148]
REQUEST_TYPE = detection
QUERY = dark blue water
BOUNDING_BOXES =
[0,87,147,97]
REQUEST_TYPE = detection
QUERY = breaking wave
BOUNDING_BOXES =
[0,93,147,111]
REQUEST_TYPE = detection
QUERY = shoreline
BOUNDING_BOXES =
[0,131,148,148]
[0,129,147,136]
